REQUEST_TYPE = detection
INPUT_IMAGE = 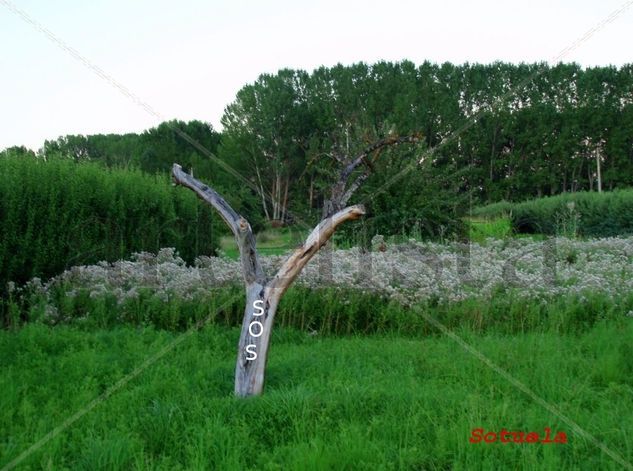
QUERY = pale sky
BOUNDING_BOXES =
[1,0,632,151]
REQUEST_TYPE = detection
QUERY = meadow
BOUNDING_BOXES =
[3,154,633,470]
[2,317,632,470]
[2,236,633,469]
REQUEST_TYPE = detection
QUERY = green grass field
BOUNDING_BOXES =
[467,217,513,243]
[2,318,632,470]
[4,217,633,469]
[219,226,309,259]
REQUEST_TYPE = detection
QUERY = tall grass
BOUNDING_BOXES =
[15,283,633,336]
[467,218,513,243]
[1,320,632,469]
[0,156,220,290]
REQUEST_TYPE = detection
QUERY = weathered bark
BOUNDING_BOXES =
[595,149,602,193]
[172,164,265,285]
[272,205,365,292]
[322,134,419,218]
[281,176,289,223]
[172,164,365,397]
[234,283,280,397]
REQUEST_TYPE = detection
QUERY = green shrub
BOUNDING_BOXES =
[470,200,513,219]
[474,190,633,238]
[0,156,221,290]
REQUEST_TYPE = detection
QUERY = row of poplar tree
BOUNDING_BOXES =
[4,60,633,238]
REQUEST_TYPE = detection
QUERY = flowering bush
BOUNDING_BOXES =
[18,236,633,310]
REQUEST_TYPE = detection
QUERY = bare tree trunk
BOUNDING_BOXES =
[596,149,602,193]
[234,283,280,396]
[322,134,419,219]
[309,175,314,209]
[254,163,270,221]
[172,164,364,397]
[173,136,419,396]
[281,176,289,223]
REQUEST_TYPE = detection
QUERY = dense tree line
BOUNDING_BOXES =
[39,120,221,176]
[221,61,633,221]
[6,61,632,240]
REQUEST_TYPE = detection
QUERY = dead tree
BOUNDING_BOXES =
[322,134,420,218]
[171,135,418,397]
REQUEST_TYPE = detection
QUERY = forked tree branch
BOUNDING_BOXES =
[340,173,368,208]
[271,204,366,294]
[340,134,421,183]
[172,164,265,285]
[173,160,369,397]
[323,134,421,218]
